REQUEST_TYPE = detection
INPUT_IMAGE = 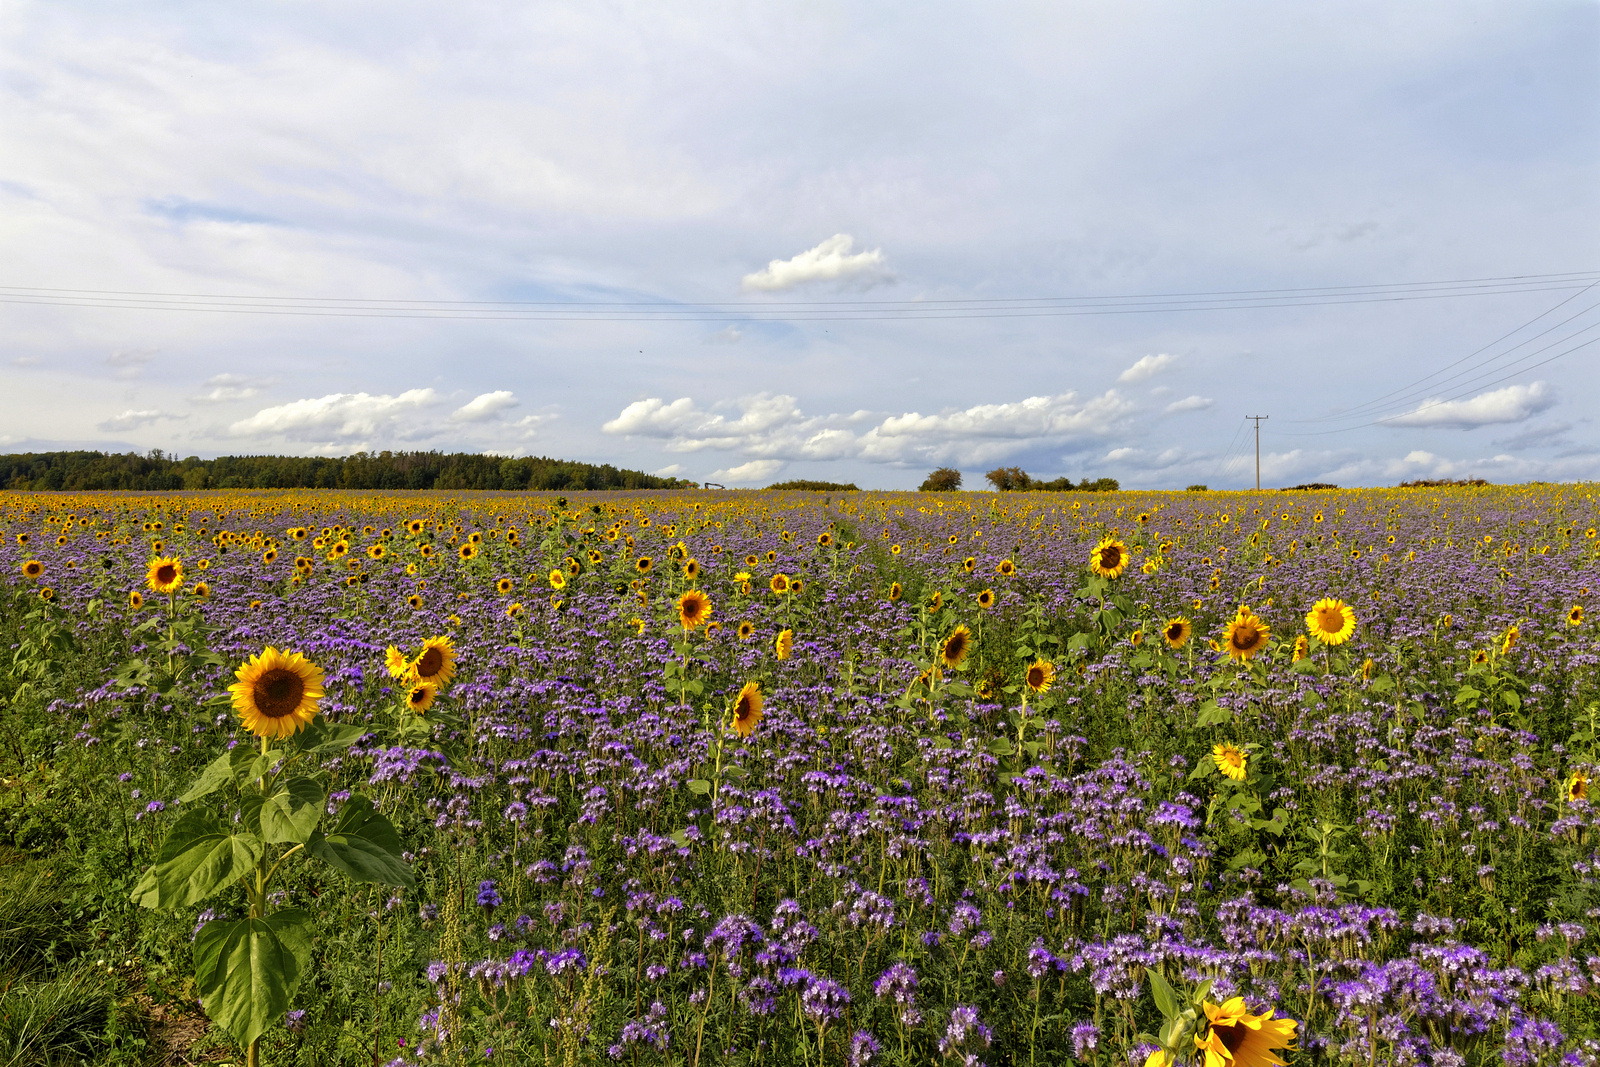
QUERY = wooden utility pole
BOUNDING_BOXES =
[1246,415,1268,491]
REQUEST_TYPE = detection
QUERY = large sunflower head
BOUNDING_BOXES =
[1194,996,1297,1067]
[977,588,995,610]
[128,590,144,610]
[770,573,790,595]
[1025,659,1055,694]
[939,625,972,669]
[1292,634,1309,663]
[737,620,755,641]
[1222,612,1271,662]
[20,559,43,580]
[731,681,763,738]
[145,556,184,594]
[1566,770,1589,803]
[1305,598,1355,645]
[1088,537,1129,579]
[495,577,514,595]
[404,682,438,716]
[1501,626,1519,654]
[635,556,653,575]
[458,543,477,561]
[888,582,902,603]
[229,647,325,740]
[997,558,1016,577]
[1212,743,1247,780]
[1162,617,1192,649]
[1569,605,1584,626]
[773,628,794,660]
[963,555,976,573]
[678,589,713,630]
[411,636,457,688]
[384,645,410,678]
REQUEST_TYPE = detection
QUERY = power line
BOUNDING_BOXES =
[1294,280,1600,425]
[0,271,1594,323]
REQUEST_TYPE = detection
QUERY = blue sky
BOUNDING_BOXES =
[2,1,1597,488]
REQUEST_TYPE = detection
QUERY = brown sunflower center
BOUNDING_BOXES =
[155,563,177,585]
[253,668,306,719]
[734,696,755,721]
[416,648,445,677]
[1214,1021,1250,1055]
[1098,547,1122,569]
[1165,623,1183,641]
[944,634,968,662]
[1027,666,1045,687]
[408,688,428,706]
[1231,624,1264,651]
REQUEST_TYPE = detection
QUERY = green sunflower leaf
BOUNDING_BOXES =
[306,795,413,887]
[194,909,313,1049]
[131,808,262,910]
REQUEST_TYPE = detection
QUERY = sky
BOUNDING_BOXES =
[1,0,1597,489]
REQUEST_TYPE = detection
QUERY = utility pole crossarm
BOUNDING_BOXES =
[1246,415,1269,492]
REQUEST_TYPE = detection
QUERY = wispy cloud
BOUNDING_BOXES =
[1164,395,1213,413]
[1384,382,1554,429]
[741,235,890,291]
[191,373,274,403]
[106,348,157,379]
[98,409,179,431]
[1119,354,1177,383]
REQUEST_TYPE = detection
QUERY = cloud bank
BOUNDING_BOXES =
[1384,382,1554,429]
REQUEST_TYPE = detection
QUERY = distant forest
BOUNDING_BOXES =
[0,450,695,492]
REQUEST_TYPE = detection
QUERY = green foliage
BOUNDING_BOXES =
[764,480,861,491]
[0,449,691,492]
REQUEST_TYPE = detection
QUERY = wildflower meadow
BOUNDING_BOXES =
[2,484,1599,1067]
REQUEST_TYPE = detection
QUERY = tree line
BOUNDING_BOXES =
[0,450,695,492]
[918,466,1120,492]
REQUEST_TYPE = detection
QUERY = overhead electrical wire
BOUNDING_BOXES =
[1292,279,1600,426]
[0,270,1595,323]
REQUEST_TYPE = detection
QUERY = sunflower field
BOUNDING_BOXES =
[2,485,1599,1066]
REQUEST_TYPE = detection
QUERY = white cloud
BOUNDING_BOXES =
[11,356,40,367]
[741,235,890,291]
[1164,394,1213,413]
[704,326,742,345]
[1118,353,1177,383]
[1384,382,1554,429]
[98,408,177,431]
[230,388,439,440]
[652,463,687,477]
[709,459,785,483]
[603,389,1132,467]
[450,390,520,422]
[191,373,273,403]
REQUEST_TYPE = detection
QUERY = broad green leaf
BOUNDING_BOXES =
[294,716,366,753]
[306,796,413,887]
[179,745,266,803]
[131,808,262,910]
[1146,967,1179,1018]
[194,909,313,1049]
[258,776,324,844]
[686,778,712,795]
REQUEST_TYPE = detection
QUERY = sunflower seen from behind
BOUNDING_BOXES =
[773,628,793,660]
[229,647,325,740]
